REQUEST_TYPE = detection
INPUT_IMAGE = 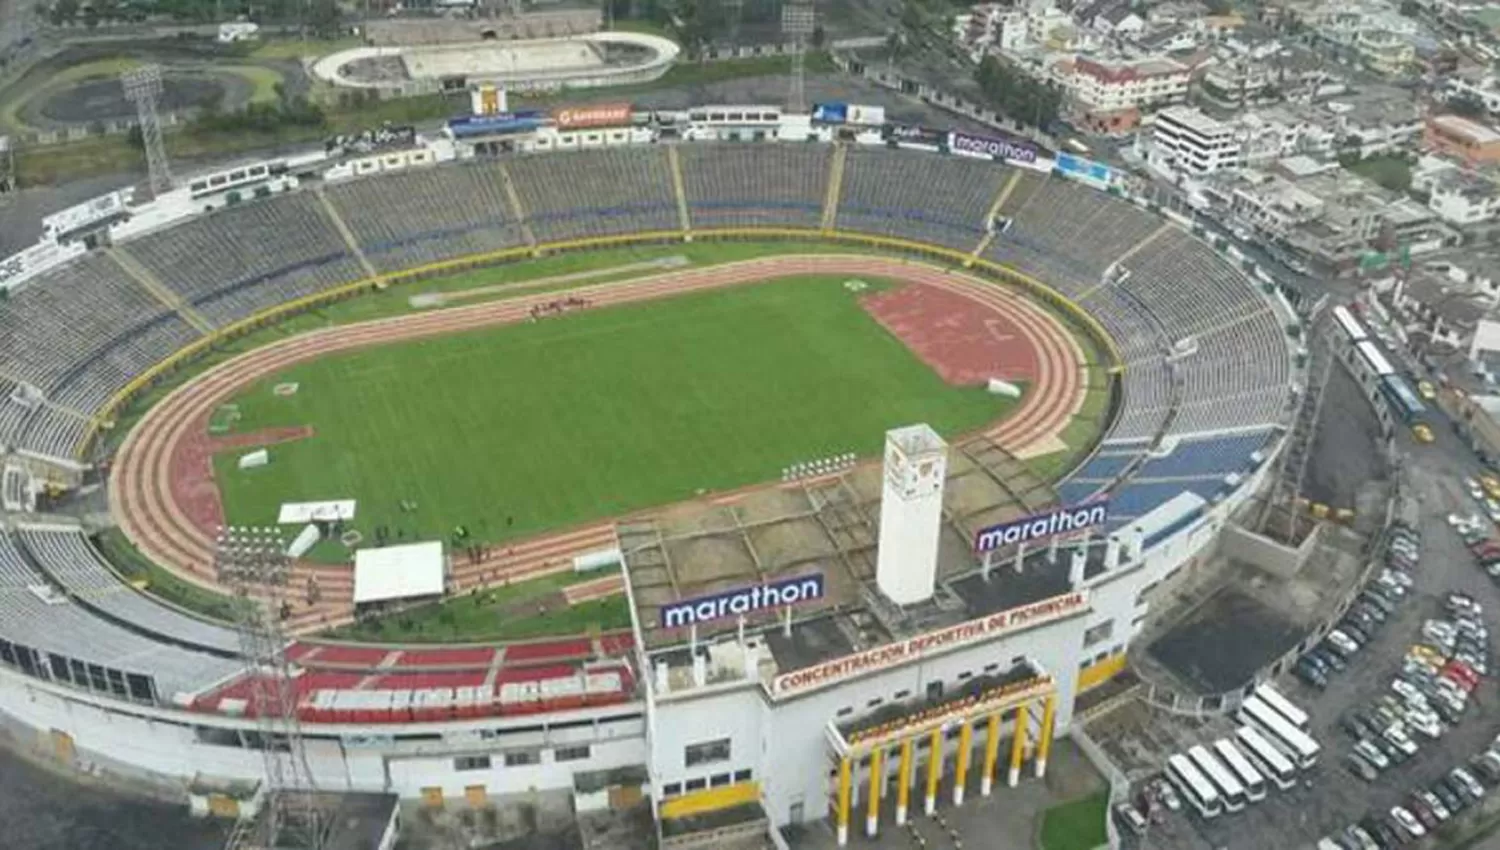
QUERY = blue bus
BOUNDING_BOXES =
[1380,375,1427,424]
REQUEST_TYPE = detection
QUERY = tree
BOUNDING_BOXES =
[49,0,78,25]
[811,23,825,49]
[307,0,341,38]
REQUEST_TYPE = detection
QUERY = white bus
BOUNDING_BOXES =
[1165,753,1223,819]
[1188,745,1248,812]
[1234,726,1297,791]
[1238,697,1320,769]
[1254,683,1309,730]
[1212,739,1268,802]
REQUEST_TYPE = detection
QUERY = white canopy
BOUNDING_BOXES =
[353,541,445,605]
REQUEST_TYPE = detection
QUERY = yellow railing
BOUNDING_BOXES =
[79,227,1123,460]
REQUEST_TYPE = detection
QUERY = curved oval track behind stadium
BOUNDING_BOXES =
[108,254,1091,634]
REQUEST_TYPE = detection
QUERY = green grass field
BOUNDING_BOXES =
[1038,791,1109,850]
[212,274,1014,559]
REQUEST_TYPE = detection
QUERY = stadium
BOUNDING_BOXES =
[0,105,1299,848]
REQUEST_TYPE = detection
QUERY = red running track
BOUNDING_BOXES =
[108,255,1087,633]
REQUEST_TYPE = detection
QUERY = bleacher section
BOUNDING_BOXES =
[126,193,363,327]
[0,532,239,699]
[1088,429,1279,523]
[16,527,242,654]
[507,147,679,242]
[836,147,1008,251]
[324,161,527,272]
[1115,229,1265,338]
[678,143,829,229]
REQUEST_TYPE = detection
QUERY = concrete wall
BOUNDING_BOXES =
[1217,522,1320,578]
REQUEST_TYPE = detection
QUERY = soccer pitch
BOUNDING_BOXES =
[213,274,1015,557]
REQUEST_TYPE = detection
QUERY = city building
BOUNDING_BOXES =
[1425,114,1500,166]
[1064,55,1192,134]
[1151,106,1243,174]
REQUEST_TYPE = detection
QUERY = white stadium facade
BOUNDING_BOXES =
[0,99,1300,845]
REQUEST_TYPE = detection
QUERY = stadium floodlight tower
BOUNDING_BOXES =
[781,0,816,114]
[121,64,174,197]
[876,424,948,606]
[215,525,326,850]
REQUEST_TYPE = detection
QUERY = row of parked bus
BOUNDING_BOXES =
[1160,684,1320,820]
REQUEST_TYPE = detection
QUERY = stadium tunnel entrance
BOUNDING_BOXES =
[827,669,1059,845]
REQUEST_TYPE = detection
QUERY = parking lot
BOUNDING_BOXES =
[1101,418,1500,849]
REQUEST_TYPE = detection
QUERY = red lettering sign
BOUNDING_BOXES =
[769,590,1087,698]
[552,103,633,131]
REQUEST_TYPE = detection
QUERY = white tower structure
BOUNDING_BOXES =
[876,424,948,605]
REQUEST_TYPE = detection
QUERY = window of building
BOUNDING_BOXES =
[733,768,753,783]
[455,755,492,771]
[685,738,731,767]
[866,697,883,708]
[926,681,943,701]
[982,663,998,673]
[836,706,853,717]
[504,750,540,767]
[894,690,911,700]
[555,745,591,762]
[685,777,708,791]
[663,782,683,797]
[957,670,972,680]
[1084,620,1115,647]
[710,773,732,787]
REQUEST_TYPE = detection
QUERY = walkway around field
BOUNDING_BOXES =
[107,254,1090,635]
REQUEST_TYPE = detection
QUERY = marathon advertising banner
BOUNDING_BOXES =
[660,573,825,629]
[948,129,1040,165]
[552,102,634,131]
[811,102,849,124]
[883,123,947,150]
[972,501,1110,553]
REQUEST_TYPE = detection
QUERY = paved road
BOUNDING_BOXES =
[1140,402,1500,849]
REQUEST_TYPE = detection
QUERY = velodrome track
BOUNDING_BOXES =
[109,254,1091,635]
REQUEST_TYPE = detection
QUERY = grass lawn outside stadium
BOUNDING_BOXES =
[210,273,1017,560]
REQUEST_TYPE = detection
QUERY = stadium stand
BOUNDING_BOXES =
[15,527,242,654]
[0,531,239,699]
[678,142,829,229]
[0,254,179,399]
[836,147,1007,251]
[1133,430,1275,479]
[507,147,679,242]
[323,161,528,272]
[126,193,363,327]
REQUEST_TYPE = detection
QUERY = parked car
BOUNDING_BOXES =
[1328,630,1361,656]
[1344,753,1379,782]
[1414,789,1450,822]
[1114,802,1148,835]
[1391,805,1427,839]
[1295,658,1329,688]
[1354,739,1390,770]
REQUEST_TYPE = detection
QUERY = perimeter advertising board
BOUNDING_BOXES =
[1054,152,1114,189]
[768,589,1087,698]
[883,124,947,149]
[973,501,1110,553]
[553,103,633,131]
[948,129,1040,165]
[447,111,544,138]
[660,573,825,629]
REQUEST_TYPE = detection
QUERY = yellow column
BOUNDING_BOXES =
[952,721,973,807]
[1036,693,1058,779]
[836,756,852,847]
[980,712,1002,796]
[896,737,914,825]
[866,747,883,838]
[924,727,942,815]
[1008,702,1030,788]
